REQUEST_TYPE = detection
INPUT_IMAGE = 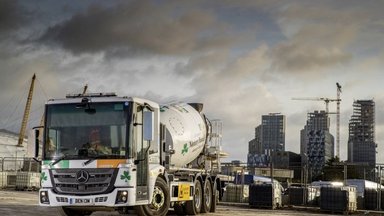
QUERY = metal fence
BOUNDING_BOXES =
[0,157,41,189]
[0,157,40,172]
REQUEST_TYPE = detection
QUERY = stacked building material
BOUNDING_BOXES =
[288,187,306,205]
[249,183,281,209]
[320,186,357,213]
[0,172,6,188]
[15,172,40,190]
[249,184,272,208]
[287,186,319,206]
[222,184,249,203]
[364,188,378,210]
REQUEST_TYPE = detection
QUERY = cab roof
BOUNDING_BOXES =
[46,93,159,109]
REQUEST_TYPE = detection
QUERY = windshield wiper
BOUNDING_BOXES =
[51,154,70,166]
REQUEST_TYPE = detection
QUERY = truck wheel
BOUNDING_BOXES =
[57,207,92,216]
[135,178,170,216]
[210,181,219,213]
[185,179,202,215]
[201,179,212,213]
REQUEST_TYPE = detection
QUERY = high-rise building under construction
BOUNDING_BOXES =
[348,100,376,168]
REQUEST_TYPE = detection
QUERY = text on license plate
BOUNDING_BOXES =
[69,198,92,204]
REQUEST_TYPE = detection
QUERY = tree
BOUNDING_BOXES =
[318,157,362,181]
[318,157,343,181]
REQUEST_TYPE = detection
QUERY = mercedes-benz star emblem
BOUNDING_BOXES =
[76,170,89,183]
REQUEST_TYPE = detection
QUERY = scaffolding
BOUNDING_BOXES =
[207,119,222,173]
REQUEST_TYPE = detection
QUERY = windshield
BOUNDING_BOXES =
[44,101,130,160]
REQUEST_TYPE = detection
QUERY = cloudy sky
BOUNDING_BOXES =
[1,0,384,162]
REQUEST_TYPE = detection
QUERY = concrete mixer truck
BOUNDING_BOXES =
[30,93,222,216]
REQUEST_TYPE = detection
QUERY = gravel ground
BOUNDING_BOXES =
[0,190,380,216]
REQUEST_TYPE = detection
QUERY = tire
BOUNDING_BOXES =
[135,178,170,216]
[57,207,92,216]
[173,202,185,215]
[185,179,203,215]
[201,179,212,213]
[210,181,219,213]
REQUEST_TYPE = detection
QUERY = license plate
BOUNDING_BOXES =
[69,198,92,205]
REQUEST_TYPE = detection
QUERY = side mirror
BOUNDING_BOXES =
[27,129,36,157]
[143,111,154,141]
[27,128,40,158]
[35,129,40,158]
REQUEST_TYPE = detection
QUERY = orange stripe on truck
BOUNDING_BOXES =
[97,159,126,168]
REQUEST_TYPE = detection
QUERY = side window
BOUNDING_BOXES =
[133,104,159,157]
[148,108,158,155]
[135,106,143,158]
[46,129,60,157]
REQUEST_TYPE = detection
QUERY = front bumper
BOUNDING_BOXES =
[39,187,136,207]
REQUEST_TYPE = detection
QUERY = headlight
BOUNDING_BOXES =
[40,191,50,204]
[116,191,128,204]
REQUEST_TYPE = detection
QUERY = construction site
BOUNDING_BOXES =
[0,76,382,216]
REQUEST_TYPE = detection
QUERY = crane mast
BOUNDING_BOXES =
[82,84,88,95]
[336,83,342,158]
[17,74,36,147]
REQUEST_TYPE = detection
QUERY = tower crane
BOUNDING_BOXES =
[291,97,340,113]
[292,83,342,158]
[17,74,36,147]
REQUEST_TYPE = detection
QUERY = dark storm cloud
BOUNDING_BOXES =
[39,0,234,55]
[267,1,384,74]
[0,0,27,34]
[271,42,352,72]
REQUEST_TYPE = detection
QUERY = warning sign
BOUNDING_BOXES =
[178,184,190,201]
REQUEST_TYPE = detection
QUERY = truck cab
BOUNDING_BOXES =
[33,93,221,216]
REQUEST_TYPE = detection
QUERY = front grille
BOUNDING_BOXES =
[56,197,68,203]
[51,168,117,195]
[95,196,108,203]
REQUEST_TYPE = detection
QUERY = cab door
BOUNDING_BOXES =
[133,103,149,201]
